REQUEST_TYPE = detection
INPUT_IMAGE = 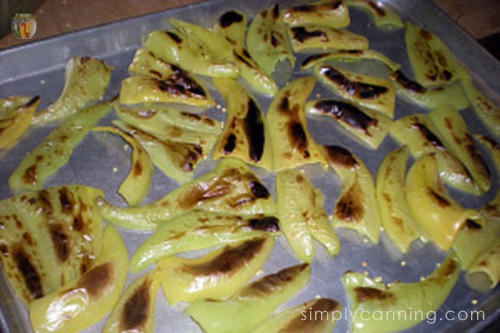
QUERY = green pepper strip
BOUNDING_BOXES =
[301,49,400,71]
[345,0,404,29]
[282,0,350,28]
[9,101,111,191]
[0,96,39,149]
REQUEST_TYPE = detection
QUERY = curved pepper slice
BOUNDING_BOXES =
[0,185,103,306]
[130,212,279,273]
[461,78,500,137]
[389,113,480,195]
[0,96,39,149]
[129,48,187,80]
[9,101,111,192]
[253,298,341,333]
[214,11,278,96]
[467,241,500,291]
[376,146,422,253]
[29,225,128,333]
[114,121,204,184]
[96,158,277,230]
[307,99,391,149]
[102,269,160,333]
[345,0,403,29]
[405,154,477,250]
[247,4,295,75]
[145,30,238,78]
[288,25,368,53]
[301,49,400,71]
[93,126,153,206]
[282,0,350,28]
[32,57,112,125]
[267,77,327,171]
[475,134,500,172]
[390,70,469,110]
[321,145,381,243]
[212,78,272,170]
[428,106,491,193]
[185,263,311,333]
[342,255,460,333]
[314,65,395,117]
[158,237,274,304]
[276,169,339,262]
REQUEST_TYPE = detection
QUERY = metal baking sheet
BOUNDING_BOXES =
[0,0,499,332]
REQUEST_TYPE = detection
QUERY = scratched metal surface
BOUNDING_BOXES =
[0,0,499,332]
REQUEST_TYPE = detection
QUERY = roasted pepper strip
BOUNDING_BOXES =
[128,48,185,80]
[96,158,277,230]
[288,25,369,53]
[461,78,500,137]
[0,185,103,306]
[321,145,381,243]
[214,11,278,96]
[158,237,274,304]
[307,99,392,149]
[130,212,279,273]
[102,269,160,333]
[212,78,272,170]
[247,4,295,75]
[9,101,111,192]
[276,170,339,262]
[145,30,238,78]
[93,126,153,206]
[267,77,327,171]
[390,70,469,110]
[342,255,460,333]
[428,106,491,192]
[314,65,395,117]
[29,225,128,333]
[345,0,404,29]
[253,298,341,333]
[114,121,204,184]
[0,96,39,149]
[467,241,500,291]
[389,113,480,195]
[32,57,112,125]
[405,21,466,86]
[185,263,311,333]
[376,146,422,253]
[405,154,477,250]
[282,0,350,28]
[475,134,500,172]
[301,49,400,71]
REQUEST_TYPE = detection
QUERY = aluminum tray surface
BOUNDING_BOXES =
[0,0,499,332]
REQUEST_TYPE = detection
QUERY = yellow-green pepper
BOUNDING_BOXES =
[345,0,404,29]
[475,134,500,173]
[0,96,39,149]
[282,0,350,28]
[301,49,400,71]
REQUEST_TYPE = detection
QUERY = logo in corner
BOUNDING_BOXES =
[11,14,37,39]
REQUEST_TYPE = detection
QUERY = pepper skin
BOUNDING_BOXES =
[32,57,112,125]
[345,0,404,29]
[29,225,128,333]
[276,169,339,262]
[157,237,274,304]
[342,255,460,333]
[0,96,39,149]
[288,25,368,53]
[185,263,311,333]
[467,241,500,291]
[475,134,500,173]
[9,101,111,192]
[282,0,350,28]
[301,49,400,71]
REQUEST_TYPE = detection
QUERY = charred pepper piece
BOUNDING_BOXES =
[475,134,500,172]
[212,78,272,171]
[321,145,381,243]
[0,185,103,306]
[32,57,112,125]
[0,96,39,149]
[342,255,460,333]
[247,4,295,75]
[282,0,350,28]
[130,212,279,273]
[301,49,400,71]
[345,0,403,29]
[96,158,276,230]
[314,65,395,117]
[102,269,160,333]
[93,126,154,206]
[29,225,128,333]
[267,77,327,171]
[307,99,392,149]
[157,237,274,304]
[288,24,368,53]
[9,101,111,192]
[276,169,340,262]
[467,241,500,291]
[185,263,311,333]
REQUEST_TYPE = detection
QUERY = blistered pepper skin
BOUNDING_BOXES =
[282,0,350,28]
[0,96,39,149]
[301,49,400,71]
[345,0,404,29]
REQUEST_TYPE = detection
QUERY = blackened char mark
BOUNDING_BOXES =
[223,134,237,154]
[25,96,40,108]
[120,280,151,331]
[391,70,426,93]
[367,1,386,17]
[322,145,358,168]
[219,11,244,28]
[291,27,326,43]
[313,100,377,134]
[248,216,280,232]
[50,224,70,262]
[271,4,280,20]
[13,247,44,300]
[412,123,445,149]
[244,99,265,162]
[165,31,182,43]
[249,181,270,199]
[320,66,388,99]
[288,121,310,158]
